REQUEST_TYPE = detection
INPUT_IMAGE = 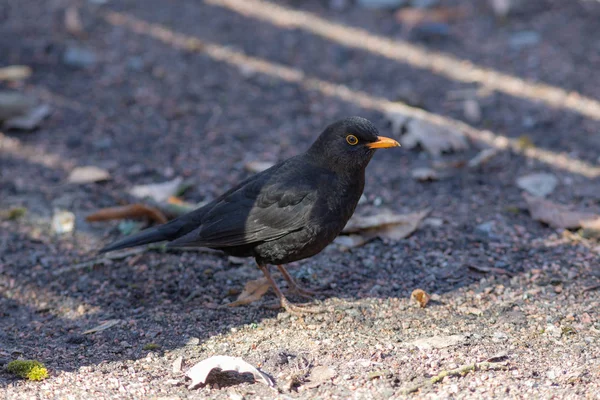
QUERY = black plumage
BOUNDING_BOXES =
[100,116,399,313]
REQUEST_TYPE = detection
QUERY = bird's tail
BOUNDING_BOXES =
[98,225,171,254]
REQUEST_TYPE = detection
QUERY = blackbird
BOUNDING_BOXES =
[100,116,399,314]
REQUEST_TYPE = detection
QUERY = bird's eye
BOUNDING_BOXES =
[346,135,358,145]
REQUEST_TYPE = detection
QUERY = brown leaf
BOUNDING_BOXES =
[410,289,431,308]
[226,277,271,307]
[523,193,600,229]
[185,355,274,389]
[86,204,168,224]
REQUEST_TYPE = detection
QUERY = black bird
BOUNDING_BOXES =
[100,117,400,314]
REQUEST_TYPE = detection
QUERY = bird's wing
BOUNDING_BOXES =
[168,163,323,248]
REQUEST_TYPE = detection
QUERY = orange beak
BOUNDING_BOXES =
[367,136,401,149]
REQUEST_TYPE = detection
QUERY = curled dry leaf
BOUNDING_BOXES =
[410,289,431,308]
[343,209,430,241]
[86,204,168,224]
[226,277,271,307]
[67,166,111,184]
[83,319,122,334]
[130,177,183,203]
[185,355,274,389]
[523,193,600,229]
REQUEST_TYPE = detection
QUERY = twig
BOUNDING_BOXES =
[52,248,147,276]
[402,362,509,394]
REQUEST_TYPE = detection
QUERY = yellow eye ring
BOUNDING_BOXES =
[346,134,358,145]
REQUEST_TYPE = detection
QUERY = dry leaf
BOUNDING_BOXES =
[407,334,467,350]
[4,104,51,130]
[300,366,337,390]
[83,319,121,334]
[65,6,85,37]
[245,161,275,173]
[130,177,183,203]
[86,204,168,224]
[468,148,499,168]
[67,166,111,184]
[523,193,600,229]
[411,167,439,181]
[516,173,558,198]
[226,277,271,307]
[343,209,430,241]
[399,118,469,156]
[410,289,431,308]
[185,355,274,389]
[0,65,32,81]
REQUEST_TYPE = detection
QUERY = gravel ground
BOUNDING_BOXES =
[1,0,600,398]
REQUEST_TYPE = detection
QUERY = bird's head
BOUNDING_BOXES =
[307,116,400,171]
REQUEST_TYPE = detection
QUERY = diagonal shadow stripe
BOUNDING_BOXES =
[102,11,600,178]
[205,0,600,123]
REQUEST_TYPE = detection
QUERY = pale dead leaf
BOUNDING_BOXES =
[130,177,183,203]
[400,118,469,156]
[244,161,275,173]
[185,355,274,389]
[4,104,51,130]
[523,193,600,229]
[83,319,122,334]
[407,334,467,350]
[300,366,337,390]
[468,148,499,168]
[343,209,430,241]
[226,277,271,307]
[410,289,431,308]
[516,173,558,198]
[67,166,111,184]
[0,65,32,81]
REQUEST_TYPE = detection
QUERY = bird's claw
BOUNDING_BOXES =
[279,297,323,315]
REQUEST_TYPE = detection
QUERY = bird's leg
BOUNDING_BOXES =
[276,265,317,299]
[256,263,322,315]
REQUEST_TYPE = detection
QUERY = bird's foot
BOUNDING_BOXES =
[279,297,323,315]
[277,264,319,299]
[287,284,318,299]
